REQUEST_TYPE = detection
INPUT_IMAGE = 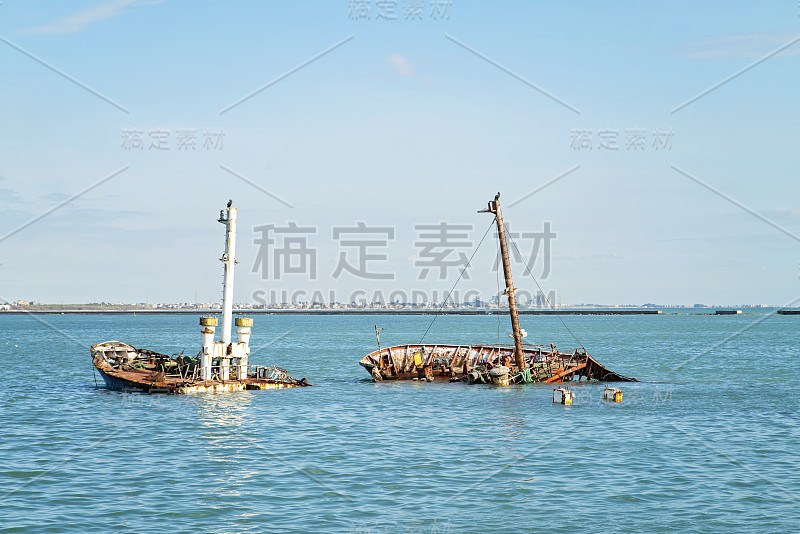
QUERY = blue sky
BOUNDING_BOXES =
[0,1,798,305]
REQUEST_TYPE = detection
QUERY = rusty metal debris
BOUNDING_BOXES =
[359,193,636,385]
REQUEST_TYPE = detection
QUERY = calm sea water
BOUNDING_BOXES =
[1,311,798,533]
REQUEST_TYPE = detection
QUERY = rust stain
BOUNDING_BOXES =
[92,341,311,394]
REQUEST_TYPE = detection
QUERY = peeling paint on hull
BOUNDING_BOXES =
[92,341,309,394]
[359,343,636,384]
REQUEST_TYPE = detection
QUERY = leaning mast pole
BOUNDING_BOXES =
[481,193,526,370]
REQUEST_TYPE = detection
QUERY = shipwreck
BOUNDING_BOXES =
[91,201,309,393]
[359,193,637,385]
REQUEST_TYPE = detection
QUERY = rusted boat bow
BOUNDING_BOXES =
[360,193,636,385]
[91,201,310,393]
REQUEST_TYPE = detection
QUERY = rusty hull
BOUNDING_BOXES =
[359,343,636,383]
[92,341,310,394]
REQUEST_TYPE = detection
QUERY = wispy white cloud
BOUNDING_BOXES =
[388,53,417,78]
[768,207,800,222]
[0,175,26,205]
[21,0,164,35]
[387,53,431,86]
[555,252,622,261]
[679,31,800,59]
[775,207,800,216]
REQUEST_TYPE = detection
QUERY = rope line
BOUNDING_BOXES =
[496,229,501,348]
[505,226,586,351]
[419,219,496,344]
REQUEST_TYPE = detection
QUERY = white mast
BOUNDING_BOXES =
[219,200,237,345]
[199,201,248,384]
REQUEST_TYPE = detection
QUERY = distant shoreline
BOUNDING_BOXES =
[0,308,784,316]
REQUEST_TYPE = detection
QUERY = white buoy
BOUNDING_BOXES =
[489,365,511,385]
[553,387,573,405]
